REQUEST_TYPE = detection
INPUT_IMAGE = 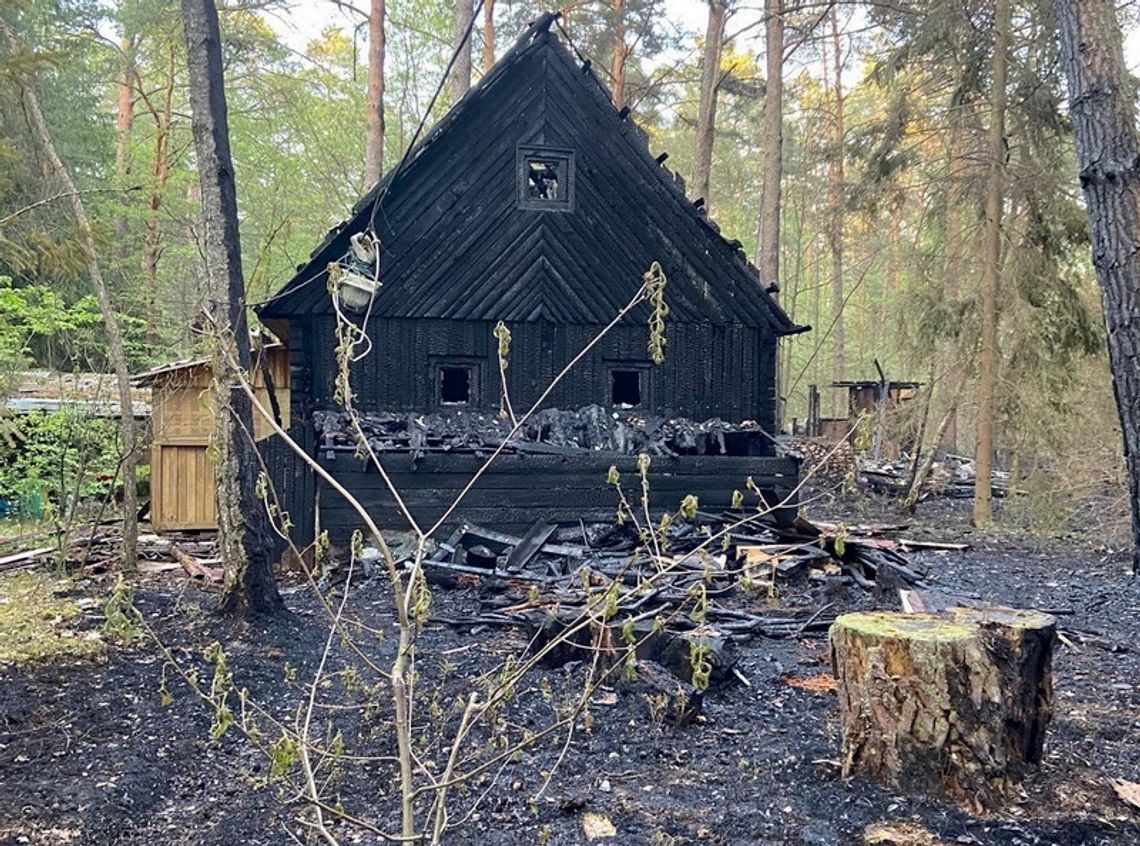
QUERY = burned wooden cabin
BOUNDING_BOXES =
[256,14,806,546]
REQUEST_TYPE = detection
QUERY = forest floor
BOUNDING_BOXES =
[1,492,1139,846]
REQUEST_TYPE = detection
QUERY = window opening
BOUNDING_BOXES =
[440,366,471,404]
[527,159,562,201]
[517,147,574,211]
[611,370,642,408]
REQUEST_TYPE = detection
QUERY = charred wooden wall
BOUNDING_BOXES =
[259,428,316,557]
[314,451,799,541]
[301,315,778,435]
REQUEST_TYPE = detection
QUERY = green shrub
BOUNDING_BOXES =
[0,409,121,515]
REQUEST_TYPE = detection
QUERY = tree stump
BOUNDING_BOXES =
[830,607,1056,807]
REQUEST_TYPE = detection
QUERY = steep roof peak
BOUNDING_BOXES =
[258,15,803,335]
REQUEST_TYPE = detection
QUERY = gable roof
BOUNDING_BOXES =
[259,14,803,334]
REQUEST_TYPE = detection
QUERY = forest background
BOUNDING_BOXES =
[1,0,1134,536]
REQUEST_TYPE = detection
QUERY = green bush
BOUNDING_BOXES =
[0,410,122,516]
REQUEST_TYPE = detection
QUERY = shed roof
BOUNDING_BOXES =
[259,15,804,334]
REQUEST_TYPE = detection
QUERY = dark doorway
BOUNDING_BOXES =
[440,366,472,404]
[611,369,642,407]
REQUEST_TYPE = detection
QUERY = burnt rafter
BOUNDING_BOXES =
[259,15,802,334]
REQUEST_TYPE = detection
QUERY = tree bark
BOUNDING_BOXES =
[973,0,1009,527]
[0,18,139,573]
[482,0,495,74]
[826,7,845,413]
[690,0,726,209]
[941,105,966,452]
[113,31,136,249]
[759,0,786,429]
[452,0,473,102]
[364,0,385,188]
[757,0,783,289]
[181,0,284,617]
[611,0,626,109]
[832,608,1055,807]
[141,40,175,350]
[1055,0,1140,573]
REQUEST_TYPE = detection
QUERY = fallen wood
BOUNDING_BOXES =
[527,610,739,691]
[0,545,55,572]
[504,520,558,573]
[417,557,547,588]
[897,538,970,552]
[171,543,223,584]
[631,659,703,725]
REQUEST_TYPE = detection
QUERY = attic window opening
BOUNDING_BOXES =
[518,147,574,211]
[611,370,642,408]
[440,367,472,404]
[527,159,562,200]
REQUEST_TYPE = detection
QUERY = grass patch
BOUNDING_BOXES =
[0,570,104,665]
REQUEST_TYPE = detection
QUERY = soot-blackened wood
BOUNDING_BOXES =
[259,428,316,557]
[831,609,1055,807]
[314,453,798,541]
[182,0,283,617]
[311,316,774,426]
[1056,0,1140,573]
[252,19,802,543]
[260,26,798,336]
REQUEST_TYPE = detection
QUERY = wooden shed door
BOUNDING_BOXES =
[151,444,217,531]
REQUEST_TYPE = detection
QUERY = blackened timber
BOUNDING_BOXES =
[313,453,799,542]
[252,19,805,547]
[259,29,800,333]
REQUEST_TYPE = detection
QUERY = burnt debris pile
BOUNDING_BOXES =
[360,514,934,719]
[314,405,770,458]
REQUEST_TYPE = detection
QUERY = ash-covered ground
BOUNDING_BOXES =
[1,494,1138,846]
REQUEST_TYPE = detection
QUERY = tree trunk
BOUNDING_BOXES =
[882,192,900,358]
[757,0,784,291]
[973,0,1009,527]
[141,40,175,350]
[611,0,626,109]
[364,0,385,188]
[452,0,473,102]
[181,0,284,617]
[482,0,495,73]
[827,7,845,414]
[941,106,966,453]
[1055,0,1140,573]
[758,0,784,427]
[831,608,1055,807]
[0,18,139,573]
[780,174,807,419]
[690,0,726,209]
[113,31,136,249]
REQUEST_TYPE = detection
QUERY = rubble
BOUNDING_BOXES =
[400,512,933,690]
[858,452,1012,499]
[314,405,771,458]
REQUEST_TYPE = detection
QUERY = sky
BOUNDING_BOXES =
[261,1,1140,83]
[264,1,763,67]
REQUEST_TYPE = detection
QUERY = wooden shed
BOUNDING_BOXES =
[132,345,290,531]
[255,15,807,547]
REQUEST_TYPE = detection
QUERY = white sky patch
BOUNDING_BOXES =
[261,2,1140,97]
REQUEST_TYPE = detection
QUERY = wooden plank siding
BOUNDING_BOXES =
[306,316,776,436]
[148,346,292,533]
[247,19,805,552]
[151,444,217,530]
[314,452,800,541]
[259,428,316,557]
[259,28,801,336]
